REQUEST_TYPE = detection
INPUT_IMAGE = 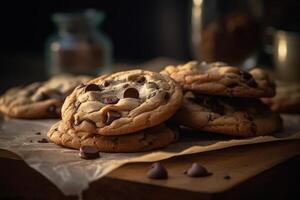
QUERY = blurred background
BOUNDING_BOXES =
[0,0,300,93]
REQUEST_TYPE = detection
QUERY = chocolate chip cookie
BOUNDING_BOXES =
[161,61,275,97]
[0,74,91,119]
[61,70,183,136]
[173,92,282,137]
[262,82,300,113]
[48,121,179,153]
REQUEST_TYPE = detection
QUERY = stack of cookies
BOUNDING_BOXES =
[161,61,282,137]
[0,74,91,119]
[47,70,183,152]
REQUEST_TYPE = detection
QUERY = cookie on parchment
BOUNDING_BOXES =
[161,61,275,98]
[48,121,179,153]
[173,92,282,137]
[0,74,91,119]
[61,70,183,136]
[262,82,300,113]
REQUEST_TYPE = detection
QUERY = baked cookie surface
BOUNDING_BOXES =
[262,82,300,113]
[173,92,282,137]
[48,121,179,153]
[161,61,275,97]
[0,74,91,119]
[61,70,183,136]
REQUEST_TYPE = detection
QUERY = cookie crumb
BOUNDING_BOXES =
[224,175,231,180]
[38,138,48,143]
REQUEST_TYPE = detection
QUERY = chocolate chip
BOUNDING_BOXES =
[224,175,231,180]
[148,92,157,99]
[136,76,146,84]
[164,92,170,101]
[184,163,212,177]
[85,84,101,92]
[122,83,130,88]
[104,110,122,125]
[29,140,33,143]
[247,79,258,88]
[148,82,159,89]
[35,132,41,135]
[103,80,111,87]
[34,92,49,101]
[37,138,48,143]
[79,146,100,159]
[77,83,86,89]
[147,162,168,179]
[48,105,57,114]
[240,71,253,81]
[123,88,139,99]
[102,96,119,104]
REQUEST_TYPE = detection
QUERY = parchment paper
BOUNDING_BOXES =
[0,115,299,196]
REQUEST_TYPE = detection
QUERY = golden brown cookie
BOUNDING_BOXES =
[47,121,179,153]
[161,61,275,98]
[262,82,300,113]
[0,74,91,119]
[173,92,282,137]
[61,70,183,136]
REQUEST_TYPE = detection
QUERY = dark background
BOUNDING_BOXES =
[0,0,299,92]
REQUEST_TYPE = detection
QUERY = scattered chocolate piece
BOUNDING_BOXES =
[148,82,159,89]
[123,88,139,99]
[184,163,212,177]
[38,138,48,143]
[102,96,119,104]
[136,76,146,84]
[224,175,231,180]
[85,84,101,92]
[35,132,41,135]
[147,162,168,179]
[104,110,122,125]
[30,140,33,143]
[79,146,100,159]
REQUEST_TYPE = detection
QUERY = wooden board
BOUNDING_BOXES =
[107,140,300,193]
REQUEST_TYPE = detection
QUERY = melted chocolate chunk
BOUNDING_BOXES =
[102,96,119,104]
[136,76,146,84]
[147,162,168,179]
[148,82,159,89]
[79,146,100,159]
[104,110,122,125]
[123,88,139,99]
[184,163,212,177]
[164,92,170,101]
[85,84,101,92]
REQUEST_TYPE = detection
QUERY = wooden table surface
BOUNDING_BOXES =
[1,140,300,200]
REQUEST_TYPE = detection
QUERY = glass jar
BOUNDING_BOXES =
[46,9,112,76]
[191,0,262,68]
